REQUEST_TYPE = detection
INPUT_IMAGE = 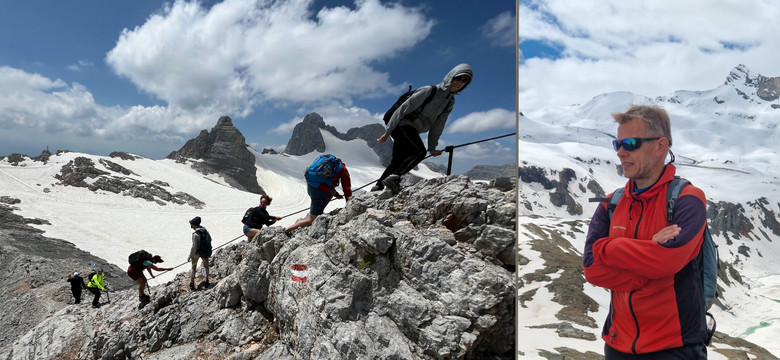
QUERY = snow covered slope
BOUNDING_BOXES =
[0,129,440,286]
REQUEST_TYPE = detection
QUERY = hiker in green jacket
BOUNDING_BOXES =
[86,268,106,308]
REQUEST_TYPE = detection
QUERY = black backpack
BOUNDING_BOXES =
[383,85,437,124]
[87,271,97,285]
[196,228,213,258]
[241,207,254,224]
[128,250,153,269]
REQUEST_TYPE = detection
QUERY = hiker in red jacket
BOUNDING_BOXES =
[583,104,709,359]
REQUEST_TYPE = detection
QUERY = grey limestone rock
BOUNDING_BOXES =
[167,116,264,194]
[2,176,515,359]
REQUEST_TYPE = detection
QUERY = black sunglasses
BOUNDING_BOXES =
[612,137,661,151]
[453,75,470,83]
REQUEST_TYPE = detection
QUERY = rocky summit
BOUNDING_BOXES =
[285,112,394,166]
[0,175,516,360]
[167,116,264,194]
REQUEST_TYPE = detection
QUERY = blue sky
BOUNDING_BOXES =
[517,0,780,111]
[0,0,516,174]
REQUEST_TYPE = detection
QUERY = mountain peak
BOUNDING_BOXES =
[284,112,393,165]
[725,64,780,102]
[167,116,264,194]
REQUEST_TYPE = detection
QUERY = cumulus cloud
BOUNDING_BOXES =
[482,11,515,47]
[106,0,433,122]
[518,0,780,111]
[0,66,204,148]
[0,66,101,134]
[447,108,516,133]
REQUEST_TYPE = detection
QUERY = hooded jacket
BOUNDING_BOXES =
[385,63,473,151]
[583,164,708,354]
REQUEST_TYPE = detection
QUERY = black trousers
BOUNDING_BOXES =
[605,343,707,360]
[379,125,427,183]
[72,289,82,304]
[88,287,101,306]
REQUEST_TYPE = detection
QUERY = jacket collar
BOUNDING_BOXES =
[625,164,677,200]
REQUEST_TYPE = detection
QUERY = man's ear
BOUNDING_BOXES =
[656,137,670,158]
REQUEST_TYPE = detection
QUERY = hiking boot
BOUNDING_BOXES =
[381,175,401,195]
[189,282,196,290]
[370,183,384,192]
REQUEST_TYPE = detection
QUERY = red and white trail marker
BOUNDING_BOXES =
[291,264,307,283]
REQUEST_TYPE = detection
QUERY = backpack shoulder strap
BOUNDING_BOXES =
[587,187,624,220]
[665,176,690,223]
[607,187,624,220]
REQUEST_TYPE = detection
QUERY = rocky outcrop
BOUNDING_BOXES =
[464,164,516,180]
[707,200,754,243]
[55,157,205,208]
[519,165,555,189]
[285,113,394,166]
[0,200,135,352]
[167,116,264,194]
[284,113,336,156]
[725,64,780,102]
[1,176,515,359]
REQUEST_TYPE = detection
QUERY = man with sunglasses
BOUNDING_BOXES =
[583,105,709,359]
[374,63,473,194]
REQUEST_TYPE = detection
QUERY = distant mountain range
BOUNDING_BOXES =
[516,64,780,359]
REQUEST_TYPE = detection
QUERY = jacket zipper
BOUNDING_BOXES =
[630,197,644,354]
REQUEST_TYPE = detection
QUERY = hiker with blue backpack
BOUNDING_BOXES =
[284,154,352,233]
[373,63,473,194]
[188,216,213,290]
[583,104,717,359]
[242,195,282,242]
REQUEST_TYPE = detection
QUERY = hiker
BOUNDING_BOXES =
[127,251,171,308]
[373,63,473,194]
[285,154,352,233]
[66,272,87,304]
[243,195,282,242]
[86,268,106,308]
[188,216,212,290]
[582,104,709,359]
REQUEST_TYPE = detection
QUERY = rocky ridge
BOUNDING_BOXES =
[1,175,516,360]
[167,116,264,194]
[284,113,393,166]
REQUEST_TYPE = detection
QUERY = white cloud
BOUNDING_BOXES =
[448,108,516,133]
[106,0,433,122]
[518,0,780,111]
[0,66,205,150]
[482,11,515,47]
[67,60,94,72]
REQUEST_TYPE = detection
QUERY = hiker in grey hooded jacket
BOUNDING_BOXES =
[374,63,473,194]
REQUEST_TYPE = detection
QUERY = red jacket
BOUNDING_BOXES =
[313,164,352,201]
[583,164,708,354]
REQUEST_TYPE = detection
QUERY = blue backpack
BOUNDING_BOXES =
[305,154,343,188]
[597,177,719,344]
